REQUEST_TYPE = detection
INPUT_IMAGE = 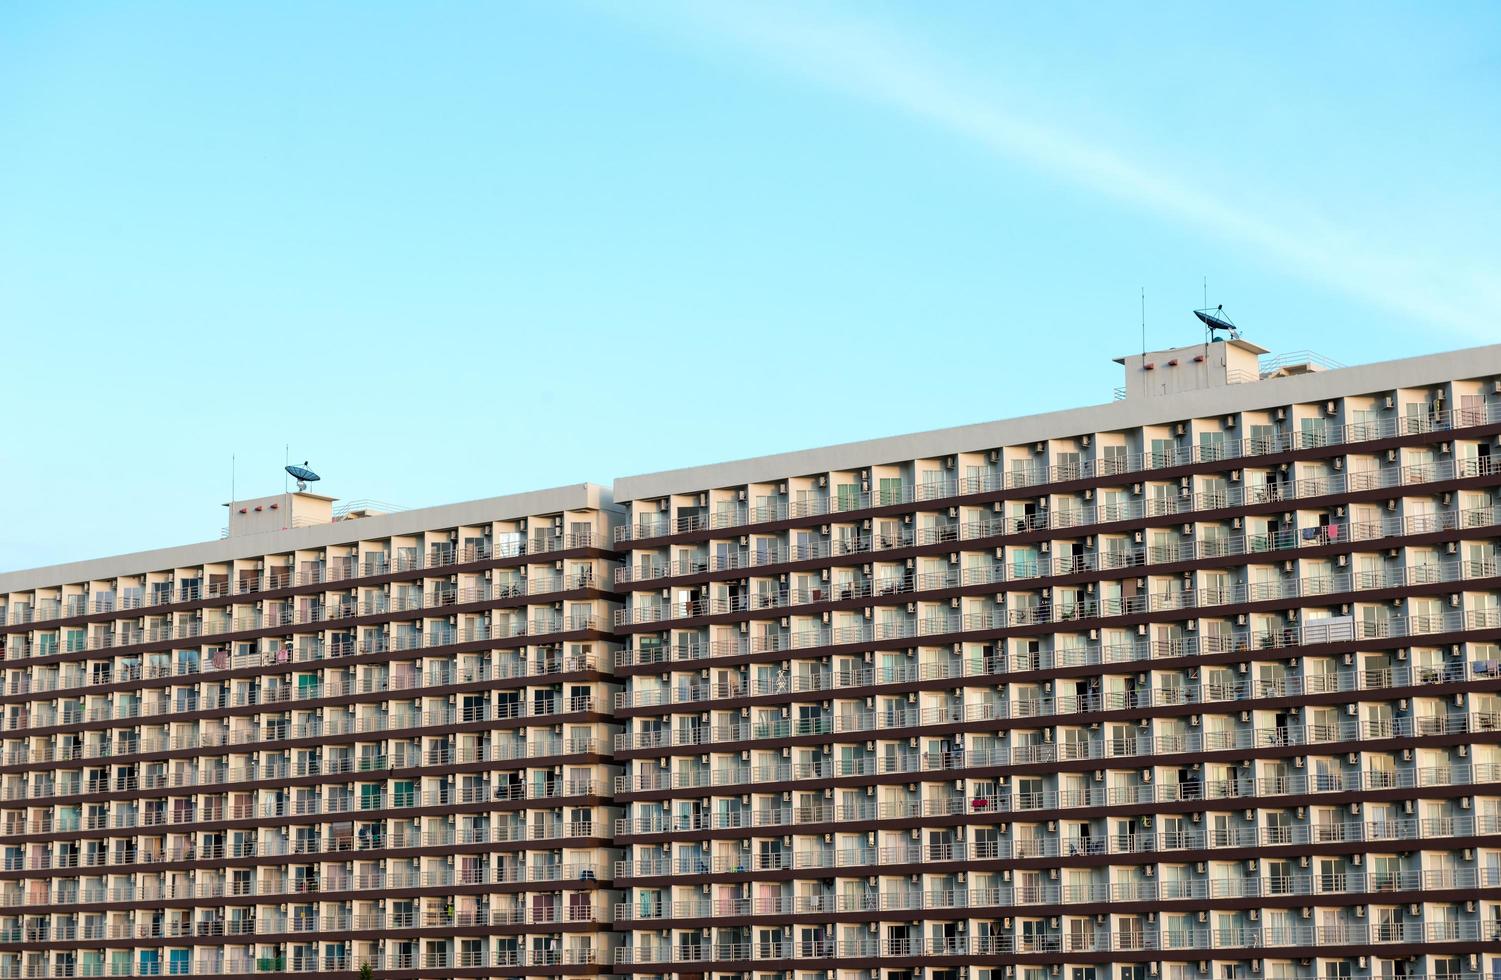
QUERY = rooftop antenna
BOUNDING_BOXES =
[1199,277,1209,356]
[1194,303,1240,342]
[285,461,321,493]
[1194,275,1242,341]
[1140,287,1146,356]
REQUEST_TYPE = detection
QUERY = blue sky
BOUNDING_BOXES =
[2,1,1497,570]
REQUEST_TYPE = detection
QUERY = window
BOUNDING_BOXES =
[836,482,861,511]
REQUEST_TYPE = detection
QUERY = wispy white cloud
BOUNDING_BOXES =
[628,3,1500,340]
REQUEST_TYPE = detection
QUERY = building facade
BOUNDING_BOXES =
[4,340,1501,980]
[0,486,629,977]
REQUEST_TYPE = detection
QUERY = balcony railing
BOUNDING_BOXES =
[615,754,1501,799]
[615,924,1492,962]
[613,866,1500,920]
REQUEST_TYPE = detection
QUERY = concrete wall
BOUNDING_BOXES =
[226,492,334,537]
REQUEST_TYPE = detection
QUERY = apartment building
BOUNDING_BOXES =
[0,485,627,978]
[3,337,1501,980]
[608,340,1501,980]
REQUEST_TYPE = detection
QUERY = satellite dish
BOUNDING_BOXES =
[1194,304,1240,340]
[285,461,320,492]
